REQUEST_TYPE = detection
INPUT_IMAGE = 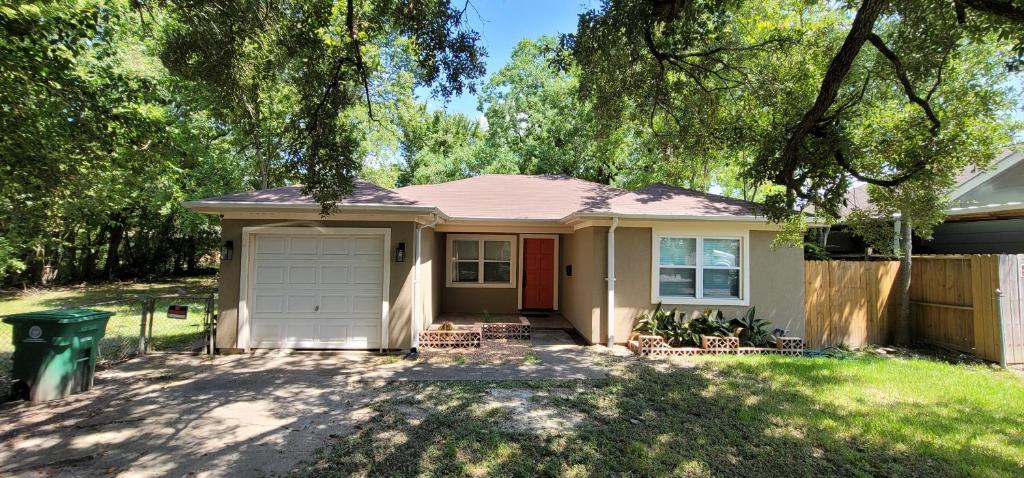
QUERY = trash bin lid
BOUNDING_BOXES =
[2,308,113,324]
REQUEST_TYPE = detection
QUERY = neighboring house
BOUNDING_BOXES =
[184,175,804,352]
[823,147,1024,257]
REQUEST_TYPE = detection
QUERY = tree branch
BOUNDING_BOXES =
[834,147,929,187]
[347,0,374,120]
[776,0,887,185]
[961,0,1024,22]
[866,33,941,135]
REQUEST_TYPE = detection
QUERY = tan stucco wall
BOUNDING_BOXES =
[437,232,519,314]
[560,226,805,344]
[418,227,441,333]
[559,228,601,342]
[217,219,416,350]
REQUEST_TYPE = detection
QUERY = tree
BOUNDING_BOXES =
[844,40,1018,343]
[155,0,486,212]
[569,0,1024,219]
[0,0,246,285]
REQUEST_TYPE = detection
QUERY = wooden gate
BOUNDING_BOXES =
[804,255,1024,364]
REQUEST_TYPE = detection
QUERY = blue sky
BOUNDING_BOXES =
[423,0,1023,129]
[420,0,597,117]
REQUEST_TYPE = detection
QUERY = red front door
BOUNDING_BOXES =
[523,238,555,309]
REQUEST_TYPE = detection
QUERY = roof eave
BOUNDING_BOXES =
[565,211,768,222]
[182,200,444,216]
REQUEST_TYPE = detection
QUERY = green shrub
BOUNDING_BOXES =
[729,307,773,346]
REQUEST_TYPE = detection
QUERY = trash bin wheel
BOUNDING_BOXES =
[9,380,30,401]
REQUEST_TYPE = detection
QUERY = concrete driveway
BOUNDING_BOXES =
[0,335,616,477]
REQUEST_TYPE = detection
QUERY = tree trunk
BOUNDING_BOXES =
[103,218,125,280]
[895,215,913,345]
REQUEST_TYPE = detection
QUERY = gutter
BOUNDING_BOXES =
[182,200,449,218]
[606,217,619,347]
[412,214,440,353]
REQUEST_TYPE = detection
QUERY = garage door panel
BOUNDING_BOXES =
[285,295,317,313]
[251,319,381,348]
[352,295,381,315]
[253,295,284,313]
[256,237,287,254]
[288,265,317,284]
[353,265,382,284]
[255,265,285,285]
[249,233,385,349]
[320,295,350,313]
[288,237,320,255]
[320,265,349,284]
[353,238,383,256]
[322,238,351,256]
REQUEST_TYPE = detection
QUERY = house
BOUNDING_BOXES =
[821,146,1024,257]
[184,175,804,352]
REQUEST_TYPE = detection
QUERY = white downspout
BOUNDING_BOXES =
[607,217,619,347]
[412,214,439,352]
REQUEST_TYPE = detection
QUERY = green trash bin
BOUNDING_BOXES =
[2,308,112,402]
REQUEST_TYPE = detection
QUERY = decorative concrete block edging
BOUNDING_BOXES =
[628,333,805,358]
[419,326,482,349]
[420,318,532,350]
[481,317,531,340]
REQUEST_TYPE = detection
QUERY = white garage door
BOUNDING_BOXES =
[248,233,386,349]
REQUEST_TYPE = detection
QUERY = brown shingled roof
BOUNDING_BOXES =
[191,179,423,207]
[395,175,628,220]
[586,183,761,218]
[189,175,766,220]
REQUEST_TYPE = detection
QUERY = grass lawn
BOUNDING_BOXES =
[1,277,217,379]
[297,355,1024,478]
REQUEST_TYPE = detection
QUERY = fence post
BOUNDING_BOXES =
[995,289,1007,369]
[138,297,149,356]
[206,294,215,356]
[146,298,156,353]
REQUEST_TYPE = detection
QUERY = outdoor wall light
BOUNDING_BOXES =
[395,242,406,263]
[221,241,234,261]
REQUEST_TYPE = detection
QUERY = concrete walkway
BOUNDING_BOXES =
[0,337,622,477]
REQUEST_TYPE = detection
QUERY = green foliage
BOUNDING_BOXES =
[634,305,734,347]
[157,0,486,212]
[0,0,244,285]
[685,309,733,345]
[729,308,773,347]
[633,302,687,346]
[569,0,1022,222]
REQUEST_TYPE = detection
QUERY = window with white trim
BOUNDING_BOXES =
[446,235,516,288]
[657,236,742,300]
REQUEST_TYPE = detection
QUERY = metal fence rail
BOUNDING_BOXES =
[140,294,216,354]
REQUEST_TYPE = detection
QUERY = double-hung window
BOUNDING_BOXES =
[447,234,516,288]
[655,235,744,303]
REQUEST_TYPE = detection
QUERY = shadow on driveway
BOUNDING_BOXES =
[0,342,620,477]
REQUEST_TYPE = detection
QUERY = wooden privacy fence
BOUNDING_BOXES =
[804,255,1024,364]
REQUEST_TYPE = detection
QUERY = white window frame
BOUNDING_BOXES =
[651,228,749,306]
[446,234,517,288]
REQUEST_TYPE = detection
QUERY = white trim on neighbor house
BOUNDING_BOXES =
[516,234,560,311]
[237,226,392,351]
[445,234,518,289]
[650,223,750,306]
[950,149,1023,202]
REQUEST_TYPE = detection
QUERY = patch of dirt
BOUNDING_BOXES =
[479,388,586,434]
[419,340,531,364]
